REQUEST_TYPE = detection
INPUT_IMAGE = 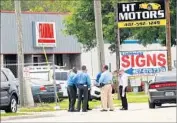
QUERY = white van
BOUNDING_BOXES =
[55,69,69,97]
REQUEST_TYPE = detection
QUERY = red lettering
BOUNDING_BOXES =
[136,55,145,67]
[157,54,166,66]
[39,23,54,39]
[131,55,135,67]
[147,54,156,67]
[121,56,130,68]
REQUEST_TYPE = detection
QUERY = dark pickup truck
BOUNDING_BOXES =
[0,68,20,113]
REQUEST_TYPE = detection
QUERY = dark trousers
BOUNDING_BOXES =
[119,86,128,109]
[67,85,77,111]
[77,85,88,111]
[82,89,90,109]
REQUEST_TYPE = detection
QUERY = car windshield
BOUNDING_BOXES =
[155,75,176,82]
[55,72,68,81]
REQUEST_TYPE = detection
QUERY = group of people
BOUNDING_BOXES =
[67,64,129,112]
[67,65,92,112]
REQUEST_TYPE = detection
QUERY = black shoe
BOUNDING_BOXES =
[87,108,92,110]
[82,110,88,112]
[120,108,128,110]
[109,109,114,111]
[100,109,107,112]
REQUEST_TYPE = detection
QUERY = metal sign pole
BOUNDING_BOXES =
[115,3,121,100]
[53,55,60,110]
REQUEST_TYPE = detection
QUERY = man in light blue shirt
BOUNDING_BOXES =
[67,67,77,112]
[99,65,114,112]
[73,65,91,112]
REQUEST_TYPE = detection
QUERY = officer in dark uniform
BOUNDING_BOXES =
[73,65,91,112]
[67,67,77,112]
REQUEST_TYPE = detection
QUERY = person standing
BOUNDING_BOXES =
[99,65,114,112]
[118,69,128,110]
[74,65,91,112]
[67,67,77,112]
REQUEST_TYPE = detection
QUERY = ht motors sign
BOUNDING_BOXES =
[117,0,166,28]
[34,22,56,47]
[120,51,167,75]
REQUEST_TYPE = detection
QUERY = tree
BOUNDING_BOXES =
[63,0,176,52]
[1,0,78,12]
[63,0,131,51]
[131,0,176,46]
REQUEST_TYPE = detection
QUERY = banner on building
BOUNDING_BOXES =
[117,0,166,28]
[120,50,167,76]
[34,22,56,47]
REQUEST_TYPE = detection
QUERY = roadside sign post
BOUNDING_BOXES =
[120,51,168,76]
[53,56,60,110]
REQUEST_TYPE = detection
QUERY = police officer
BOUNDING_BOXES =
[67,67,77,112]
[118,69,128,110]
[74,65,91,112]
[99,65,114,112]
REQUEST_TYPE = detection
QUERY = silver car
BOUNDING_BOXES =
[148,70,176,109]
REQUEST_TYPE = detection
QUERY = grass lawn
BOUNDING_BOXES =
[19,92,148,112]
[1,112,28,117]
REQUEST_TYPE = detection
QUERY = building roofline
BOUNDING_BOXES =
[0,10,70,15]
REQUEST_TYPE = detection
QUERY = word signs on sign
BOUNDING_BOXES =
[35,22,56,47]
[117,0,166,28]
[120,51,167,76]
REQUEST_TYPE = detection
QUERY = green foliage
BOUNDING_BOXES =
[132,0,176,46]
[64,0,131,51]
[0,0,78,12]
[64,0,176,52]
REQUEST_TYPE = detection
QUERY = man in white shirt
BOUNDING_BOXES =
[118,69,128,110]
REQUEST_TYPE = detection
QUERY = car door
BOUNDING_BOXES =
[0,71,10,106]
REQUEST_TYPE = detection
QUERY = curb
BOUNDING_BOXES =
[1,113,55,121]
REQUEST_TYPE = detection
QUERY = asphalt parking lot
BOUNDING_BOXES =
[2,103,176,122]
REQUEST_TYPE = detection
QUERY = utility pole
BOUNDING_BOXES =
[115,3,121,100]
[15,0,34,107]
[14,0,25,106]
[93,0,105,72]
[165,0,172,71]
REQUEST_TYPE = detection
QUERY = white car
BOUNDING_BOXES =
[90,79,101,100]
[55,69,70,98]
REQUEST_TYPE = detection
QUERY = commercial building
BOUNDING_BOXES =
[0,11,81,77]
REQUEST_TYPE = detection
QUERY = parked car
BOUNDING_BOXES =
[27,66,68,99]
[55,69,69,98]
[90,79,101,100]
[148,70,176,109]
[30,79,63,103]
[0,68,20,113]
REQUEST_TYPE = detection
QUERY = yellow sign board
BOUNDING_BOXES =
[118,19,166,28]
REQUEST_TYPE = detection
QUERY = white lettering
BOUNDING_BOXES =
[158,10,165,18]
[119,13,128,20]
[136,12,141,19]
[150,11,157,19]
[122,4,136,12]
[129,12,136,20]
[122,4,130,12]
[130,4,136,11]
[142,11,150,19]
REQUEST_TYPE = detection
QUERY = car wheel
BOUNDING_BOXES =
[5,95,18,113]
[156,103,162,107]
[148,100,155,109]
[147,5,152,10]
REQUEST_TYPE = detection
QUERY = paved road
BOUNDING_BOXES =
[2,103,176,122]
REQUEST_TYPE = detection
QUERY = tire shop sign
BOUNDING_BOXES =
[117,0,166,28]
[120,51,167,76]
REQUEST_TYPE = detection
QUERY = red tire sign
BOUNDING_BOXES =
[34,22,56,47]
[120,51,167,75]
